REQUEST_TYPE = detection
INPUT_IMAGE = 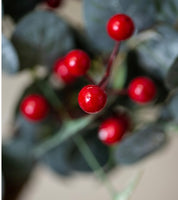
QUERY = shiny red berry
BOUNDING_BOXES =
[78,85,107,114]
[98,116,129,146]
[65,50,91,77]
[54,58,76,84]
[107,14,135,41]
[20,94,49,121]
[128,77,157,104]
[46,0,62,8]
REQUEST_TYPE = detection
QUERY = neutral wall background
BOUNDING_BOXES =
[2,0,178,199]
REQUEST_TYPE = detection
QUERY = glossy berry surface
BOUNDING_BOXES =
[107,14,135,41]
[78,85,107,114]
[128,77,157,104]
[46,0,62,8]
[98,116,128,146]
[65,50,91,77]
[20,94,49,121]
[54,58,76,84]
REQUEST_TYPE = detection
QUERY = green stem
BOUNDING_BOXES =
[73,134,116,198]
[38,81,62,109]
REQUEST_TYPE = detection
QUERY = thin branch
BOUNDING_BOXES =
[99,42,121,89]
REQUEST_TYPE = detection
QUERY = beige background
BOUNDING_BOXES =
[2,0,178,199]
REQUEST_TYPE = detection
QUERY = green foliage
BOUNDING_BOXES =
[115,125,167,164]
[2,138,34,184]
[165,57,178,90]
[12,10,75,70]
[2,35,19,74]
[136,25,178,79]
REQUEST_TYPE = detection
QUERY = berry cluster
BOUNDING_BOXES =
[20,14,157,145]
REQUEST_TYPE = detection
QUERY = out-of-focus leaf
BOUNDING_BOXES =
[166,91,178,123]
[111,61,127,89]
[115,125,167,164]
[165,57,178,90]
[12,10,75,70]
[41,139,73,176]
[2,0,43,21]
[155,0,178,25]
[2,138,35,184]
[136,25,178,79]
[69,128,110,172]
[83,0,156,52]
[2,35,19,74]
[15,114,60,145]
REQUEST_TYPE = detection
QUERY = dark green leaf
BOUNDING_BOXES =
[115,125,167,164]
[15,114,60,144]
[2,138,35,184]
[166,91,178,123]
[41,139,73,176]
[165,57,178,90]
[2,35,19,74]
[12,10,75,69]
[136,25,178,79]
[155,0,178,25]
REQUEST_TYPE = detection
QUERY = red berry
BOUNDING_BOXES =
[98,116,128,146]
[78,85,107,114]
[20,94,49,121]
[54,58,76,84]
[65,50,91,77]
[107,14,135,41]
[128,77,157,104]
[46,0,62,8]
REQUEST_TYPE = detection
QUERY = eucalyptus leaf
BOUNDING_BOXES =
[83,0,156,52]
[15,114,60,144]
[2,0,43,21]
[115,125,167,164]
[41,139,73,176]
[136,25,178,79]
[165,57,178,90]
[155,0,178,25]
[2,138,35,184]
[12,10,75,69]
[166,92,178,123]
[2,35,19,74]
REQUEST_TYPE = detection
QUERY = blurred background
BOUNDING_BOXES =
[2,0,178,200]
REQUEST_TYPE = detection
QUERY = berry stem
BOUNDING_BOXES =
[99,42,120,89]
[85,74,96,85]
[73,134,116,198]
